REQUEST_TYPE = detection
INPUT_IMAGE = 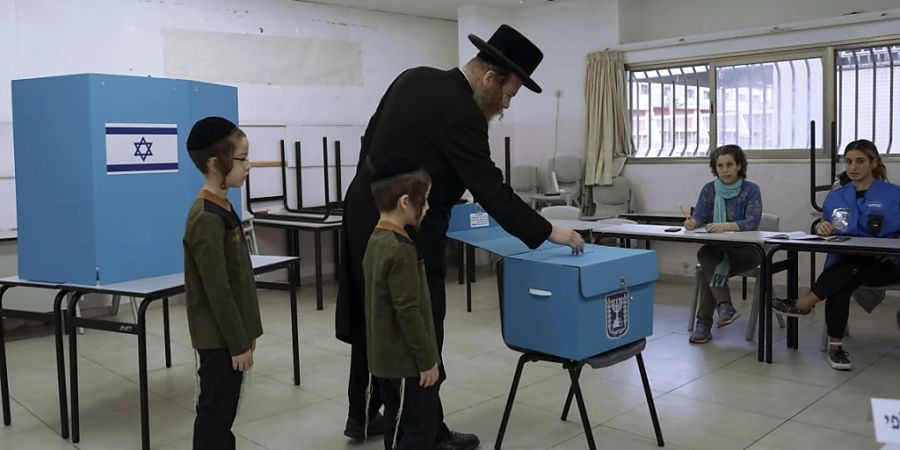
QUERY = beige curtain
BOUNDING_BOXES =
[584,51,631,185]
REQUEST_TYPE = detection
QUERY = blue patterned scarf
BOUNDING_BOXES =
[711,178,743,287]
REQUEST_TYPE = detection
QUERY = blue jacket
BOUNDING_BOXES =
[823,179,900,266]
[691,179,763,231]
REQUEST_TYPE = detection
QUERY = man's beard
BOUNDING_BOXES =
[474,83,504,121]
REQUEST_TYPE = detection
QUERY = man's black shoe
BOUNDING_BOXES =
[343,413,385,442]
[434,431,480,450]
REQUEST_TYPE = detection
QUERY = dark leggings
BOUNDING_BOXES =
[811,255,900,338]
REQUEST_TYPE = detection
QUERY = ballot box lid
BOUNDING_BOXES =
[448,203,498,233]
[508,244,658,297]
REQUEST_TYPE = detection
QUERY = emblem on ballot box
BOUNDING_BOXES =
[606,289,631,339]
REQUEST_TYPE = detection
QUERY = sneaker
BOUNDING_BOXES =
[827,345,852,371]
[772,297,812,318]
[689,321,712,344]
[343,413,384,442]
[716,303,741,328]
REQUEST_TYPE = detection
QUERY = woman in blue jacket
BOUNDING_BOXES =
[685,145,762,344]
[774,139,900,370]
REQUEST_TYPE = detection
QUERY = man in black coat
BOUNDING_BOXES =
[336,24,585,450]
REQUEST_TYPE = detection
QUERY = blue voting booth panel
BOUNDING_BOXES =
[12,74,240,285]
[504,244,658,361]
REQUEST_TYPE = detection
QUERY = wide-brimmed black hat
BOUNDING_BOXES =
[468,24,543,93]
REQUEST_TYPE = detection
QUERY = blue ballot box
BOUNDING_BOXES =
[12,74,240,285]
[503,244,658,360]
[447,203,658,361]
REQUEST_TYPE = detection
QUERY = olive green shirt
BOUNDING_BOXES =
[364,220,440,379]
[183,190,262,356]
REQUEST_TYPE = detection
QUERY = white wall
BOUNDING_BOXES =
[1,0,458,280]
[511,0,620,190]
[482,0,900,285]
[618,0,900,44]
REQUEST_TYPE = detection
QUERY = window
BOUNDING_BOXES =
[716,57,823,151]
[629,65,711,157]
[836,45,900,154]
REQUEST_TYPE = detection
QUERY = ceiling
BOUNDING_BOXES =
[296,0,568,21]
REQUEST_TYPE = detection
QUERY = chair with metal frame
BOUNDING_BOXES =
[687,213,785,340]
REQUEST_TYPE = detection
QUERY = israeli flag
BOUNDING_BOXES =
[105,123,178,175]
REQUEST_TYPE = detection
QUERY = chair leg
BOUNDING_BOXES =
[130,297,139,323]
[688,265,701,331]
[636,354,664,447]
[742,276,748,301]
[560,365,583,421]
[110,295,121,315]
[495,354,528,450]
[566,364,596,450]
[746,275,762,341]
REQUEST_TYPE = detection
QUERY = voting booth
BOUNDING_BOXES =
[12,74,240,285]
[448,203,658,361]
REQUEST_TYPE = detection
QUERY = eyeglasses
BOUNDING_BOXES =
[233,157,251,164]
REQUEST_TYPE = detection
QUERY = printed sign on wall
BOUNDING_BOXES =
[106,123,178,175]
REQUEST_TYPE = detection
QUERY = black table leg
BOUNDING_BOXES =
[289,265,301,386]
[765,249,776,364]
[52,290,70,439]
[137,298,153,450]
[68,292,84,443]
[163,298,171,368]
[314,230,323,311]
[788,251,799,350]
[0,286,11,427]
[465,244,474,312]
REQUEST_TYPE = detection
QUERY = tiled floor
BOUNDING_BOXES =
[1,271,898,449]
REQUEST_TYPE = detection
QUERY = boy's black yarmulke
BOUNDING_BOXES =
[372,156,423,183]
[187,117,237,152]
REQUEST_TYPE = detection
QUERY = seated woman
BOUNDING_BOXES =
[773,139,900,370]
[685,144,762,344]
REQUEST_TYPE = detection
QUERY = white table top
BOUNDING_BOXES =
[253,209,343,224]
[252,214,343,229]
[0,255,297,297]
[766,235,900,252]
[592,223,779,244]
[548,219,611,231]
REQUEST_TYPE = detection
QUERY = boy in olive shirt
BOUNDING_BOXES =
[182,117,259,450]
[363,156,440,450]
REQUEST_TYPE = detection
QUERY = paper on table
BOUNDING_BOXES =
[770,231,823,240]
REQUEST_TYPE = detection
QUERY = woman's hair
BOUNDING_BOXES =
[187,127,247,176]
[844,139,887,181]
[371,169,432,216]
[708,144,748,179]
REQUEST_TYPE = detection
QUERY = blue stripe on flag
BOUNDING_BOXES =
[105,127,177,135]
[107,163,178,172]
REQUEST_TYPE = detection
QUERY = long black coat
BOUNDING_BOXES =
[335,67,552,343]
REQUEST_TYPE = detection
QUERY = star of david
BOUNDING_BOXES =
[133,137,153,162]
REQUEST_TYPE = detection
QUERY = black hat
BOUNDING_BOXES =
[372,156,423,183]
[187,117,237,152]
[468,24,543,93]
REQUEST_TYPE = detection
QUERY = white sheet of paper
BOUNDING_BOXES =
[872,398,900,444]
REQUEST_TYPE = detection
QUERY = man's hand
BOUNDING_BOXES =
[231,349,254,372]
[816,221,835,236]
[684,218,697,230]
[420,363,439,388]
[705,223,736,233]
[548,226,585,254]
